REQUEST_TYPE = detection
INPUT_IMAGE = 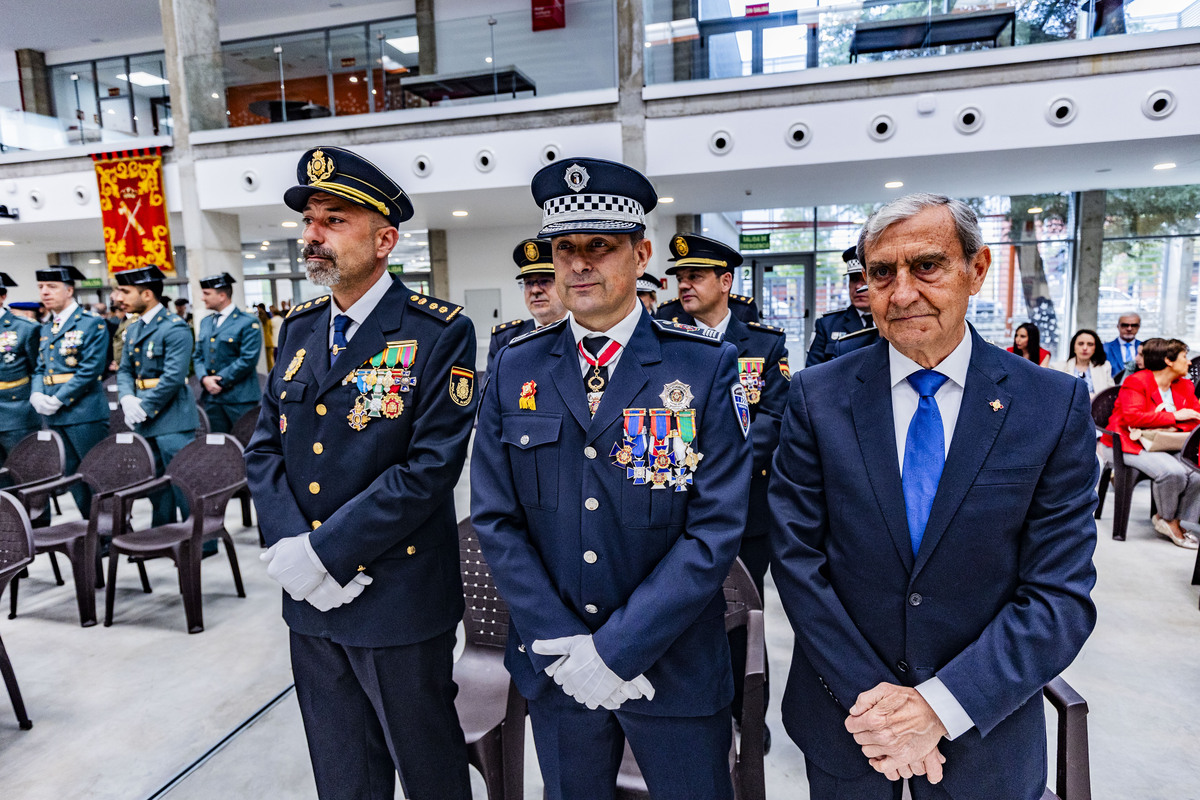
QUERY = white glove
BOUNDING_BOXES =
[120,395,147,426]
[600,673,656,709]
[260,533,326,601]
[305,572,373,612]
[533,635,627,710]
[29,392,61,416]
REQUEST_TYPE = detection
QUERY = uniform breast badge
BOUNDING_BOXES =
[519,380,538,410]
[283,349,306,381]
[737,358,765,404]
[349,340,417,427]
[279,414,287,434]
[0,331,15,363]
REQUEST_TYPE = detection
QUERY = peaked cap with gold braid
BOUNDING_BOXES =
[663,233,743,275]
[284,146,414,227]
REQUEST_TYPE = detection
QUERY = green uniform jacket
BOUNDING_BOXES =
[0,308,40,433]
[34,305,109,425]
[117,307,199,437]
[193,307,263,406]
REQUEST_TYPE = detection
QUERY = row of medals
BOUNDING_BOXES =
[609,381,702,492]
[344,365,415,431]
[58,330,86,367]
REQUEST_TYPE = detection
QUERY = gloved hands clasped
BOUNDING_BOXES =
[29,392,64,416]
[533,635,655,710]
[119,395,147,426]
[260,533,372,611]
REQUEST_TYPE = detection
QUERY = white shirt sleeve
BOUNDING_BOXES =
[916,677,975,740]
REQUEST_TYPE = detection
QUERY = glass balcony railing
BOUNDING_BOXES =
[0,80,169,154]
[644,0,1200,84]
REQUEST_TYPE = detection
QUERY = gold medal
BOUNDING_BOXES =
[347,395,370,431]
[381,393,403,419]
[65,356,78,367]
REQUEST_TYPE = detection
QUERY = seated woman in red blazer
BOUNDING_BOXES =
[1007,321,1051,366]
[1102,337,1200,548]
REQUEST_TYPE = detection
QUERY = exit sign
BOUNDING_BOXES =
[739,233,770,251]
[746,3,770,16]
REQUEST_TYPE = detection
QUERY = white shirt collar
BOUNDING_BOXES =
[332,270,392,329]
[215,303,235,322]
[139,303,163,325]
[695,309,732,336]
[888,326,973,390]
[568,298,643,349]
[55,301,79,324]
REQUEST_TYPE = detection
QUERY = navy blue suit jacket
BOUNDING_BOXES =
[485,318,535,375]
[245,278,477,648]
[1103,336,1141,379]
[769,328,1097,798]
[471,310,751,717]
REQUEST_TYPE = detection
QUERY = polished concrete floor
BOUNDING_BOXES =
[0,471,1198,800]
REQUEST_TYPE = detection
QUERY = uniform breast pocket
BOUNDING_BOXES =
[279,380,307,406]
[501,412,561,511]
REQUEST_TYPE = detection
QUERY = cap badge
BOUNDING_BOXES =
[564,163,590,193]
[524,242,540,262]
[674,236,688,257]
[307,149,336,184]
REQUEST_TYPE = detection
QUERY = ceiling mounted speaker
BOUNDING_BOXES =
[475,148,496,173]
[1046,97,1076,126]
[27,189,44,209]
[785,122,811,149]
[1142,89,1176,120]
[412,154,432,178]
[868,114,895,142]
[540,143,561,165]
[954,106,984,135]
[240,170,259,192]
[709,130,733,155]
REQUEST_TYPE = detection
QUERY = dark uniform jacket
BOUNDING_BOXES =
[117,308,199,437]
[830,324,880,360]
[656,293,758,325]
[485,318,535,376]
[806,306,872,367]
[193,307,264,406]
[34,306,109,425]
[471,310,752,717]
[245,278,478,648]
[0,308,40,434]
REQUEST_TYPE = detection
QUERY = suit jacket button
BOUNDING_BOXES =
[309,482,320,494]
[280,391,287,399]
[908,592,922,606]
[896,660,909,673]
[584,497,599,511]
[584,446,597,459]
[584,604,598,614]
[583,550,598,564]
[761,469,767,477]
[315,404,327,416]
[313,442,323,454]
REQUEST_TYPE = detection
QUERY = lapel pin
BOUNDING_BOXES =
[990,399,1004,412]
[519,380,537,410]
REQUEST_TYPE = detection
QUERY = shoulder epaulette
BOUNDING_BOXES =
[839,326,878,342]
[510,318,566,347]
[660,297,681,307]
[652,318,722,344]
[408,292,463,323]
[746,321,785,335]
[286,295,330,319]
[491,319,526,335]
[730,294,753,306]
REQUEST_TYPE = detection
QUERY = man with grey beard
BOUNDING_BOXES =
[245,145,477,800]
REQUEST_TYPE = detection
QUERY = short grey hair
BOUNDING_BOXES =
[857,193,985,268]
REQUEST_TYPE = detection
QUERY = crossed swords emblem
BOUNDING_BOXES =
[118,199,145,238]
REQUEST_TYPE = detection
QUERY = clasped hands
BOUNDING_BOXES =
[845,683,948,784]
[119,395,147,427]
[260,533,372,612]
[29,391,63,416]
[533,635,655,711]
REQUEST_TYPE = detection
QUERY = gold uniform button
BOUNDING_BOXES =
[407,545,417,555]
[312,520,321,529]
[313,442,323,454]
[761,469,767,477]
[315,404,327,416]
[584,497,599,511]
[584,604,598,614]
[584,447,597,459]
[309,482,320,494]
[583,550,598,564]
[280,390,287,399]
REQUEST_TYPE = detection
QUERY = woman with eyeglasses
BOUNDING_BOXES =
[1052,329,1114,398]
[1007,322,1051,366]
[1102,337,1200,549]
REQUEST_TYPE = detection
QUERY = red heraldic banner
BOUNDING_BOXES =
[532,0,565,31]
[91,147,175,275]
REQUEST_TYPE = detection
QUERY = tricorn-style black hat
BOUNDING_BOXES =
[664,234,743,275]
[0,272,15,289]
[531,157,657,238]
[35,265,87,284]
[199,272,236,290]
[284,146,414,228]
[512,239,554,280]
[114,266,166,286]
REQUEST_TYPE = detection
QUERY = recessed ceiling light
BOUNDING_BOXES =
[349,76,358,83]
[261,240,270,246]
[1154,162,1176,170]
[116,71,169,87]
[658,196,675,203]
[485,57,493,64]
[244,254,256,259]
[1027,207,1043,214]
[702,227,709,232]
[0,241,14,246]
[417,241,428,246]
[260,245,268,251]
[211,93,220,99]
[452,210,468,217]
[88,258,101,264]
[884,181,904,189]
[403,232,412,238]
[297,238,304,244]
[281,221,297,228]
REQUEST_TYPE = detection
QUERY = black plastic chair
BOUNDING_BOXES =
[1041,677,1091,800]
[0,431,68,590]
[1090,386,1119,519]
[8,433,156,626]
[230,406,261,530]
[455,517,527,800]
[104,433,247,634]
[194,404,211,438]
[616,558,766,800]
[0,491,34,730]
[1092,386,1155,540]
[1175,428,1200,607]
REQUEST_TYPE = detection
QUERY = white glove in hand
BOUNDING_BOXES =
[533,635,626,710]
[304,572,373,612]
[43,395,63,414]
[600,673,657,709]
[29,392,61,416]
[120,395,147,426]
[260,533,326,600]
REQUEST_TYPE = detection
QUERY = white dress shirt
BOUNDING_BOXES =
[887,328,976,740]
[694,309,732,337]
[568,299,643,377]
[137,303,164,327]
[328,270,392,349]
[53,300,80,328]
[212,303,235,328]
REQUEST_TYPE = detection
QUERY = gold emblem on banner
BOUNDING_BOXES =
[307,149,336,183]
[524,242,540,262]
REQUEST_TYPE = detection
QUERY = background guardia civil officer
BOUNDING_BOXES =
[0,272,40,462]
[114,266,199,527]
[193,272,263,432]
[31,265,110,518]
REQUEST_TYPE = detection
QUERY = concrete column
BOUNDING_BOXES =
[616,0,647,170]
[1073,190,1105,333]
[416,0,438,77]
[429,229,449,298]
[672,0,694,82]
[178,206,246,308]
[159,0,227,140]
[674,213,698,235]
[16,50,52,117]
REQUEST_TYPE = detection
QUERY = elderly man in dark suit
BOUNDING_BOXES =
[769,193,1098,798]
[1104,312,1143,379]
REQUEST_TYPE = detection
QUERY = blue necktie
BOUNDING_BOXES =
[1124,342,1132,365]
[902,370,949,556]
[330,314,351,365]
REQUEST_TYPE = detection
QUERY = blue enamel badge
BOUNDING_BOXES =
[731,384,750,439]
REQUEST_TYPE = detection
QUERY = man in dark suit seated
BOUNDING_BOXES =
[807,246,875,367]
[486,238,567,375]
[769,193,1098,798]
[1104,312,1142,379]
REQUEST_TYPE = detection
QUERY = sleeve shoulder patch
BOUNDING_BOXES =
[746,321,785,335]
[652,318,722,345]
[408,293,463,323]
[510,318,566,347]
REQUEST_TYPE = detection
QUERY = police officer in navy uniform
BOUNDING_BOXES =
[31,266,110,518]
[193,272,264,432]
[806,245,874,367]
[0,273,40,462]
[114,266,199,527]
[656,288,759,324]
[485,237,567,375]
[245,146,475,800]
[636,270,663,315]
[472,157,752,800]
